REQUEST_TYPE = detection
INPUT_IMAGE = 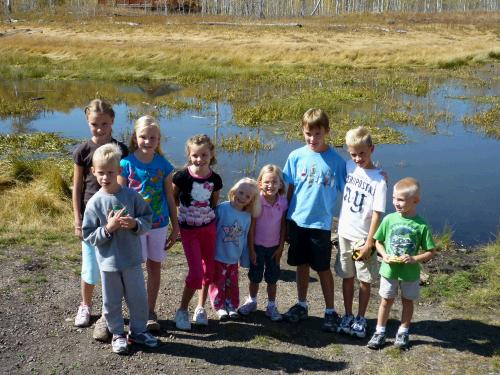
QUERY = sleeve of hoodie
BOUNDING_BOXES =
[82,202,111,247]
[132,190,153,236]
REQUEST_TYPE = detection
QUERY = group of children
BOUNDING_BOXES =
[73,99,436,355]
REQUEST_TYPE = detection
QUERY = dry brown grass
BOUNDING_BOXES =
[1,12,498,73]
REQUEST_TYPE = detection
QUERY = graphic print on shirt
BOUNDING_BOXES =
[222,220,243,243]
[297,163,336,188]
[389,225,417,256]
[178,181,216,226]
[127,166,166,226]
[343,174,377,213]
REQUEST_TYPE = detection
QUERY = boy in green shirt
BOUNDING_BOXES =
[367,177,436,350]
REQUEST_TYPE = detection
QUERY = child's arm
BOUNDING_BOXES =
[248,218,256,265]
[404,248,437,264]
[165,173,180,250]
[172,184,180,206]
[272,213,287,262]
[357,210,383,260]
[83,208,123,247]
[210,190,221,209]
[72,164,84,240]
[375,240,392,264]
[286,183,294,204]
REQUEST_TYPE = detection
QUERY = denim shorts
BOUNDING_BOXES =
[248,245,281,285]
[287,220,332,272]
[81,240,100,285]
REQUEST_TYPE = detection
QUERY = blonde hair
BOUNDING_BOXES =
[302,108,330,131]
[228,178,262,218]
[129,115,164,156]
[394,177,420,198]
[257,164,286,196]
[84,99,115,119]
[345,126,373,147]
[92,143,122,168]
[185,134,217,166]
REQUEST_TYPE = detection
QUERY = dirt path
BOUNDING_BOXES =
[0,243,498,374]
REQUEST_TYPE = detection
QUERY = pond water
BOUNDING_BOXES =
[0,73,499,247]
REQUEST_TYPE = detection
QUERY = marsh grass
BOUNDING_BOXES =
[433,224,455,251]
[219,134,273,153]
[463,105,500,139]
[421,239,499,311]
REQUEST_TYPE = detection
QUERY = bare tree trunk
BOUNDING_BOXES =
[7,0,12,13]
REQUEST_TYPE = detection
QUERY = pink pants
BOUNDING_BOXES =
[209,260,239,311]
[180,222,216,290]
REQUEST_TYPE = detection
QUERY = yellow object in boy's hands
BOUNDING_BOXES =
[351,239,375,261]
[388,255,405,264]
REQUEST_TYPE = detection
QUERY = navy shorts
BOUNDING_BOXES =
[248,245,281,285]
[287,220,332,272]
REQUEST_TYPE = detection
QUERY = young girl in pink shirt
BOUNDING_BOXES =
[237,165,288,321]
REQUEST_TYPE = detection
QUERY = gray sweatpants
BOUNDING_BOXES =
[101,264,148,335]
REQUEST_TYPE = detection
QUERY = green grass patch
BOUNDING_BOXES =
[248,335,277,347]
[219,134,273,153]
[463,105,500,139]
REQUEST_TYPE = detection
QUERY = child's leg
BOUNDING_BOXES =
[198,222,216,308]
[342,278,355,315]
[208,261,226,311]
[100,271,125,335]
[141,227,168,313]
[179,228,204,310]
[296,264,310,302]
[228,264,240,308]
[358,281,371,317]
[248,245,266,299]
[123,265,148,334]
[376,297,394,328]
[263,245,280,302]
[80,240,100,307]
[400,298,414,329]
[318,269,334,310]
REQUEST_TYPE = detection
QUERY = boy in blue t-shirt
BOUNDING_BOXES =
[282,108,346,332]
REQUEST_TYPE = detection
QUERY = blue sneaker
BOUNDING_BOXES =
[322,311,340,332]
[350,316,367,338]
[337,314,354,334]
[127,331,158,348]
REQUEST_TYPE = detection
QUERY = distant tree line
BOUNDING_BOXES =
[3,0,498,16]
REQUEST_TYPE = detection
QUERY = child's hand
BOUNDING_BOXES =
[272,247,284,263]
[118,215,138,230]
[249,249,257,266]
[402,254,416,264]
[382,253,392,264]
[165,224,180,250]
[356,243,373,261]
[106,208,125,233]
[74,226,83,240]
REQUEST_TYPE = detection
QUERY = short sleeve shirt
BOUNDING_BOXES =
[73,138,129,215]
[374,212,436,281]
[120,153,174,228]
[283,145,346,230]
[173,168,223,228]
[254,194,288,247]
[338,160,387,241]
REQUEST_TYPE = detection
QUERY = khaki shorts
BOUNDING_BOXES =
[334,236,378,283]
[379,276,420,301]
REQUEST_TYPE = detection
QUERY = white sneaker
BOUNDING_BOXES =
[237,297,257,316]
[74,304,91,327]
[217,309,229,321]
[226,303,239,320]
[112,334,128,354]
[192,306,208,326]
[175,309,191,331]
[265,304,283,322]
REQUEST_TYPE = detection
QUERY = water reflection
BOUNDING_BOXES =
[0,76,498,246]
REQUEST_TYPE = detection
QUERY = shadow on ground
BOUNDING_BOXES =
[411,319,500,356]
[129,340,348,373]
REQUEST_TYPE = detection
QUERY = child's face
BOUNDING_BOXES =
[392,190,419,217]
[188,143,212,169]
[135,126,159,156]
[232,183,254,211]
[87,112,113,143]
[259,172,281,199]
[303,125,328,152]
[347,144,375,169]
[92,161,121,192]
